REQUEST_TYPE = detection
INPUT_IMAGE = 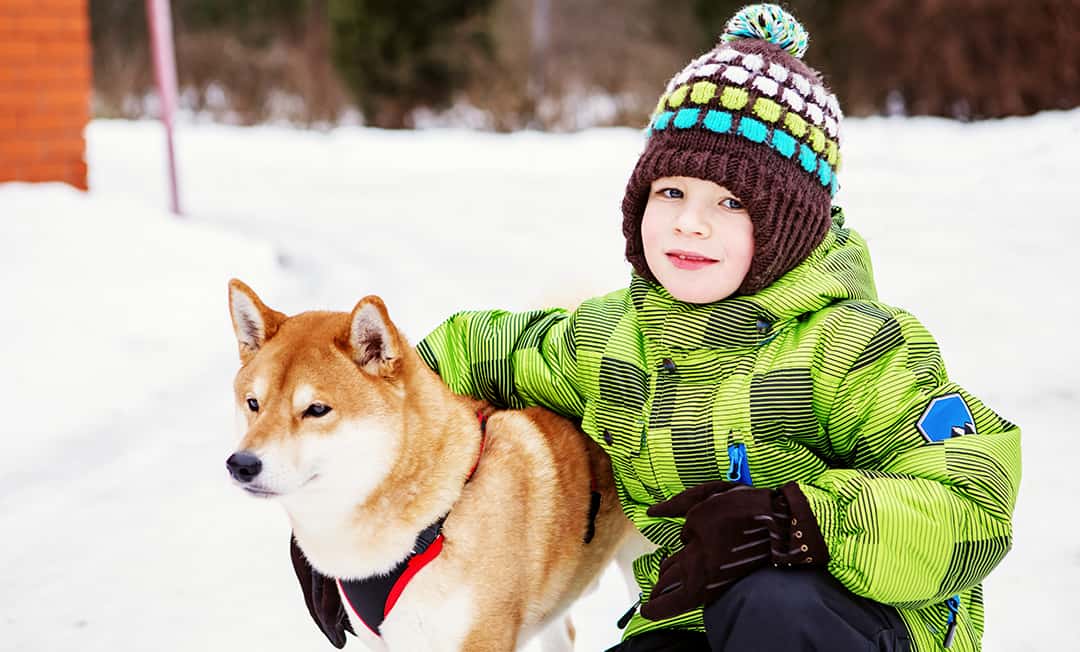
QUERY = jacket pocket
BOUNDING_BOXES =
[582,399,666,504]
[582,399,642,460]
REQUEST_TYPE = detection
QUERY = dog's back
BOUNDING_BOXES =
[433,407,629,650]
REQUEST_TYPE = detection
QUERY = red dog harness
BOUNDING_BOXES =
[337,410,489,637]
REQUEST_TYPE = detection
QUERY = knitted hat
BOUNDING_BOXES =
[622,4,843,296]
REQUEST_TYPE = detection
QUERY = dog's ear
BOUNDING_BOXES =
[348,296,403,377]
[228,279,285,364]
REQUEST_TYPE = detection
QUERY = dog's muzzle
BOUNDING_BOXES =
[226,451,263,483]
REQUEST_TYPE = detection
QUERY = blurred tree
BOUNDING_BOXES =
[175,0,309,54]
[89,0,152,117]
[90,0,308,45]
[328,0,496,128]
[178,0,307,30]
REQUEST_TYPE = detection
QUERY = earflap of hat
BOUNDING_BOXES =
[736,185,832,295]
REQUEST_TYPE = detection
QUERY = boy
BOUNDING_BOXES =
[294,5,1020,650]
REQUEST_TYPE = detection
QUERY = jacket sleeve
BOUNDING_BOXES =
[802,307,1021,608]
[414,307,585,418]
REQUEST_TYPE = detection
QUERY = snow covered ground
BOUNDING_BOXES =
[1,110,1078,651]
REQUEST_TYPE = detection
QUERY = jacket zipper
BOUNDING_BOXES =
[725,435,753,486]
[943,595,960,648]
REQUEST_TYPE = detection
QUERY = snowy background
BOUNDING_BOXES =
[1,111,1078,651]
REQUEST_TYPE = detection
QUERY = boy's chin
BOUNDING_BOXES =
[648,259,746,304]
[664,281,738,305]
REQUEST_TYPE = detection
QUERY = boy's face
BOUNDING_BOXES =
[641,176,755,304]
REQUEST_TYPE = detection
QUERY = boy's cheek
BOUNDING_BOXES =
[640,210,664,246]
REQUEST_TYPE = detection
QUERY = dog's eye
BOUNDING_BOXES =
[304,403,332,418]
[246,398,259,412]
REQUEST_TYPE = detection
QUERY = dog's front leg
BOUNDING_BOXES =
[530,614,575,652]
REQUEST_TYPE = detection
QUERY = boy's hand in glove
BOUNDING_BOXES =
[291,535,354,648]
[640,481,828,621]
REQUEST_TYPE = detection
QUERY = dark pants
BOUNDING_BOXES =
[607,568,911,652]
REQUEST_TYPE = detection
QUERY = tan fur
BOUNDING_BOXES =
[227,280,633,651]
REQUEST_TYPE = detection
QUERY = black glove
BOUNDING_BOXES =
[640,481,828,621]
[291,535,353,648]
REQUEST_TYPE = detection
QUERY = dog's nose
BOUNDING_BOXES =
[226,451,263,483]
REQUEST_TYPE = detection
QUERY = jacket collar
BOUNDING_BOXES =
[630,211,877,352]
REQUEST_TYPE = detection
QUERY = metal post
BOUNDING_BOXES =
[146,0,181,215]
[529,0,550,124]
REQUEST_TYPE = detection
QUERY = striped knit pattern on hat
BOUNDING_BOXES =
[623,4,844,296]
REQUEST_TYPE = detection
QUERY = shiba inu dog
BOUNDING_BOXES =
[225,280,634,651]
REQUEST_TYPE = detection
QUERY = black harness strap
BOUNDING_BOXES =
[336,409,489,637]
[338,516,446,636]
[585,482,602,544]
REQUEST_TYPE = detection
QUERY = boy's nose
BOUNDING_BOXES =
[674,211,709,237]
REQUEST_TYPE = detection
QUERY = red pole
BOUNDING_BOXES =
[146,0,181,215]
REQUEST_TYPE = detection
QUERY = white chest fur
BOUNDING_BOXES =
[338,571,475,651]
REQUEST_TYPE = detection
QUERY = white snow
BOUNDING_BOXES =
[2,110,1078,651]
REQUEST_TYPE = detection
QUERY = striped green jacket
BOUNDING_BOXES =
[417,215,1020,650]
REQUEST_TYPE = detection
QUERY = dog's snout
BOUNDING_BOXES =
[226,451,263,483]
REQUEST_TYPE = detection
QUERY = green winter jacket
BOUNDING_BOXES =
[416,212,1020,650]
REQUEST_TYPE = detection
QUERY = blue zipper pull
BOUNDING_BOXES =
[725,442,753,485]
[943,595,960,648]
[726,444,743,482]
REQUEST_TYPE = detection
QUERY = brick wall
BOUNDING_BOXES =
[0,0,91,190]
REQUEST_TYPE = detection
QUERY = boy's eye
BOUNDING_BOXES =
[246,398,259,412]
[658,187,684,199]
[721,197,744,210]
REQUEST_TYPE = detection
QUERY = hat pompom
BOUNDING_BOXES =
[721,4,809,59]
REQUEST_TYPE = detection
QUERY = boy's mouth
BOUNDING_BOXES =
[666,250,718,270]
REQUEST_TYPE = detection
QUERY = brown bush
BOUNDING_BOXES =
[692,0,1080,120]
[91,0,349,125]
[837,0,1080,119]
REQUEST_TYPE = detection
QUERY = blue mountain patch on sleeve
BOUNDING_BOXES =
[917,394,977,443]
